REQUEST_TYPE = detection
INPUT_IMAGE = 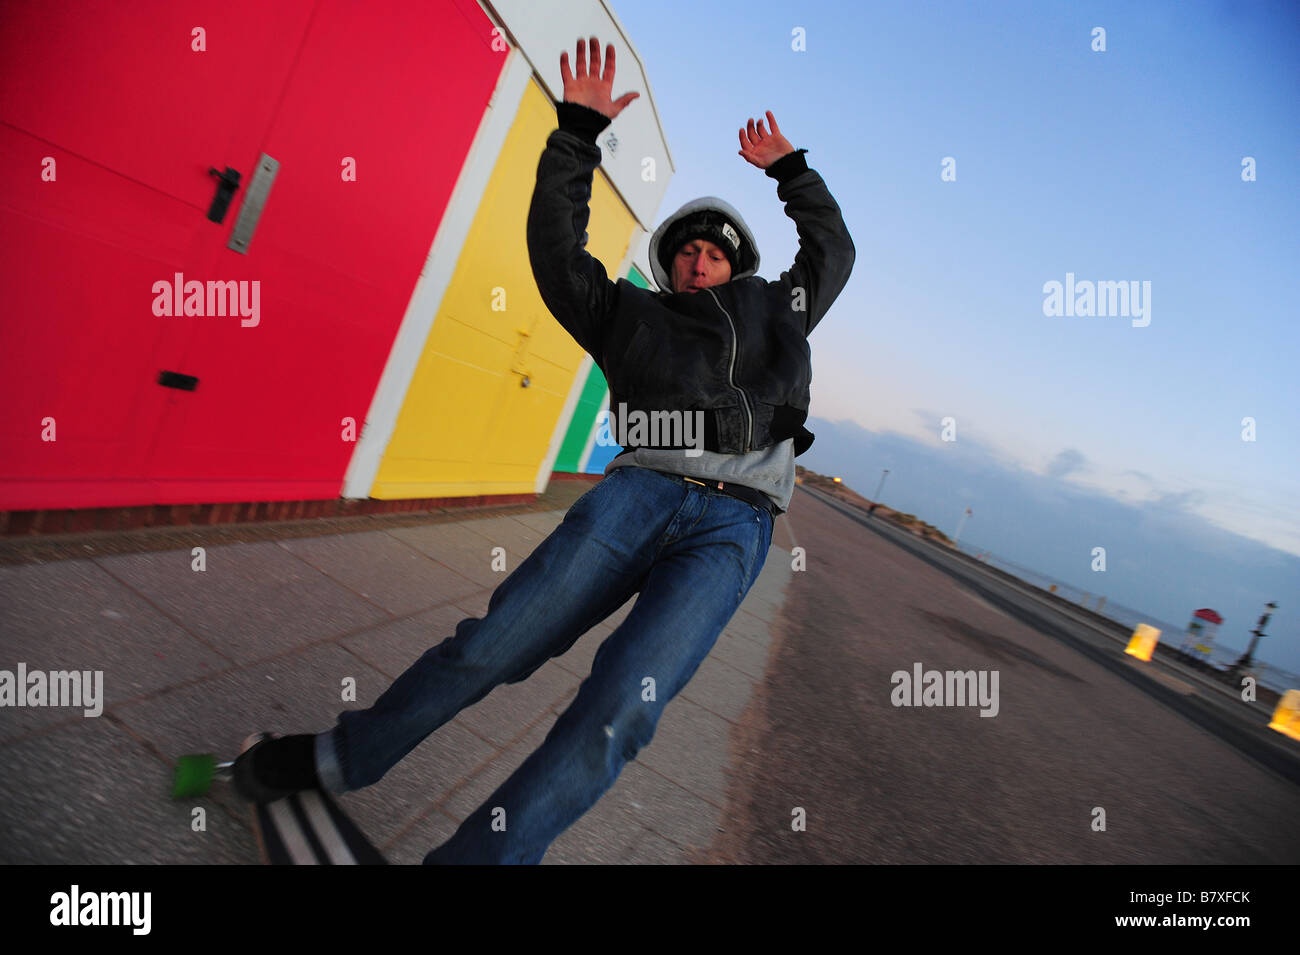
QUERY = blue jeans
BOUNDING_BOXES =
[314,465,774,863]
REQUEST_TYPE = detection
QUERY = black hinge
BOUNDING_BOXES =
[158,370,199,391]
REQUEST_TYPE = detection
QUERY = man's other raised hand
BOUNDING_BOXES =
[738,111,796,170]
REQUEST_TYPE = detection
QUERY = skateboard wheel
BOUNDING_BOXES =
[172,753,217,798]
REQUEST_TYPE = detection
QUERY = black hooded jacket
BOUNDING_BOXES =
[527,101,855,457]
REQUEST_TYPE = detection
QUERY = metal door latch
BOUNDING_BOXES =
[207,166,241,224]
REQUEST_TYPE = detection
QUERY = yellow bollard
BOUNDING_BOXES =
[1268,690,1300,742]
[1124,623,1161,661]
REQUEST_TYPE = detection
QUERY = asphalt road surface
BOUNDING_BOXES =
[694,486,1300,864]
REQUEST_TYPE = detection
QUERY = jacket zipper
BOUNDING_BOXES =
[705,288,753,452]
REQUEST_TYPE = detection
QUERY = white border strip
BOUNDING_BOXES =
[342,47,534,499]
[575,382,608,473]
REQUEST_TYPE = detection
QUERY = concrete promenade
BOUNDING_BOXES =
[0,478,795,864]
[2,478,1296,864]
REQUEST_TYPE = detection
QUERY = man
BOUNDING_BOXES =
[232,36,854,864]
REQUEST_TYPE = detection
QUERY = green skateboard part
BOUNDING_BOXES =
[172,753,217,798]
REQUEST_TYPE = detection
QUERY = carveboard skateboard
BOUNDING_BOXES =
[172,733,386,865]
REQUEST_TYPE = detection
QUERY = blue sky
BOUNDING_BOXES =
[607,0,1299,671]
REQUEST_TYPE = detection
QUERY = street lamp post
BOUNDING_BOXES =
[873,469,889,504]
[953,507,972,548]
[867,469,890,518]
[1233,601,1278,672]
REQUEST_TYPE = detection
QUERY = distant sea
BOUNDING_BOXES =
[956,537,1300,695]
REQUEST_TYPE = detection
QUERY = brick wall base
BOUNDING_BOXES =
[0,471,602,537]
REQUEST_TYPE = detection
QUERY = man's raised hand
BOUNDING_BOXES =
[560,37,640,120]
[738,111,795,170]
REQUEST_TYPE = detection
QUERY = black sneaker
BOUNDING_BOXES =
[232,732,320,803]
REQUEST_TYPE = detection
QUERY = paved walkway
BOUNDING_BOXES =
[0,480,798,864]
[6,478,1294,866]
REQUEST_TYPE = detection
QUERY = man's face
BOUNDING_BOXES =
[672,238,732,293]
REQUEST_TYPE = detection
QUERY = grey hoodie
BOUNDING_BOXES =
[647,195,761,291]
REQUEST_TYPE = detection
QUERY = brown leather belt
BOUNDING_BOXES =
[681,475,778,517]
